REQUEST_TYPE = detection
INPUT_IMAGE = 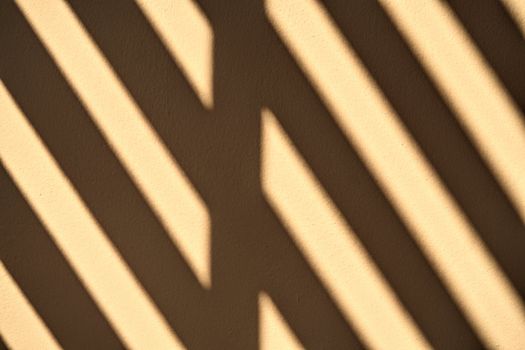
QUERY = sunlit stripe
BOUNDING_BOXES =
[264,1,525,349]
[259,292,303,350]
[379,0,525,224]
[0,261,62,350]
[0,82,185,350]
[261,109,431,350]
[135,0,213,109]
[500,0,525,37]
[15,0,211,288]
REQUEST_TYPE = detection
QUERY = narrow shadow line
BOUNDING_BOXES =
[322,0,525,298]
[446,0,525,114]
[0,166,125,350]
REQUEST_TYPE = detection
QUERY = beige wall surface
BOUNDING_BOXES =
[1,0,525,349]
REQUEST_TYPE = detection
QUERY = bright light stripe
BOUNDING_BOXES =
[262,109,431,350]
[264,1,525,349]
[500,0,525,37]
[135,0,213,108]
[379,0,525,224]
[0,261,62,350]
[0,82,185,350]
[15,0,211,288]
[259,292,303,350]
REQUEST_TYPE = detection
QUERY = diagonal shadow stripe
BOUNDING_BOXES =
[2,2,367,347]
[0,335,8,350]
[262,108,431,349]
[254,201,366,349]
[0,6,214,347]
[2,0,524,348]
[263,90,485,349]
[321,0,525,301]
[0,81,185,349]
[0,261,62,350]
[64,0,499,348]
[446,0,525,115]
[378,0,525,225]
[14,0,212,288]
[265,0,525,348]
[500,0,525,36]
[0,166,124,350]
[259,292,303,349]
[64,0,212,210]
[387,2,525,229]
[134,0,214,109]
[252,3,485,349]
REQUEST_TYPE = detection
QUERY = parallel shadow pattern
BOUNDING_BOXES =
[1,0,524,349]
